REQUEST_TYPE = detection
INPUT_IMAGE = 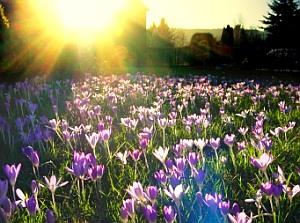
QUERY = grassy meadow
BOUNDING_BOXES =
[0,70,300,222]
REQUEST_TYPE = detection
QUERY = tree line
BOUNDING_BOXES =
[146,0,300,69]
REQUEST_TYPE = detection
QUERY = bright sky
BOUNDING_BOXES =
[142,0,270,29]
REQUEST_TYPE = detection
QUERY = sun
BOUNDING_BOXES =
[57,0,126,33]
[11,0,134,76]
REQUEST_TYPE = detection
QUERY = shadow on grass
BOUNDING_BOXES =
[1,65,300,84]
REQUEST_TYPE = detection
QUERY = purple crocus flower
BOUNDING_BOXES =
[21,146,39,168]
[170,169,181,188]
[209,137,221,150]
[105,115,113,126]
[250,153,274,172]
[15,188,26,208]
[26,196,38,215]
[224,134,236,147]
[173,144,183,157]
[163,205,176,223]
[272,184,283,197]
[0,179,8,198]
[219,200,230,216]
[283,184,300,199]
[169,111,177,120]
[203,192,222,211]
[260,181,274,196]
[144,205,157,223]
[122,198,135,219]
[120,206,128,223]
[174,157,186,173]
[62,130,71,141]
[46,209,55,223]
[154,169,167,185]
[237,141,247,151]
[158,118,168,129]
[27,102,38,114]
[3,164,21,201]
[165,159,174,171]
[97,122,105,131]
[145,186,158,205]
[250,139,265,150]
[126,182,145,202]
[261,137,273,150]
[192,168,205,185]
[66,151,91,179]
[88,164,105,182]
[187,152,199,168]
[0,196,13,220]
[48,119,60,132]
[129,149,142,162]
[139,138,148,151]
[99,129,111,142]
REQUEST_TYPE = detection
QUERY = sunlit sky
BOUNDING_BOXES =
[142,0,270,29]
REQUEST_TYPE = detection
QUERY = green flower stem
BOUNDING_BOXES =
[106,141,112,160]
[176,204,182,223]
[77,179,81,201]
[12,185,16,202]
[162,128,166,149]
[263,170,269,181]
[81,179,86,201]
[134,162,137,180]
[51,192,58,217]
[143,150,149,169]
[229,146,237,173]
[214,150,219,171]
[269,197,276,223]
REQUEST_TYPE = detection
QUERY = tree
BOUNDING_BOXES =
[0,3,9,44]
[173,29,188,47]
[221,25,234,46]
[261,0,300,49]
[147,18,174,48]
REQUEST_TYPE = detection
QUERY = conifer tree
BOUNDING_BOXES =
[261,0,300,49]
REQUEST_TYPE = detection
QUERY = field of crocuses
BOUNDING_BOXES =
[0,72,300,223]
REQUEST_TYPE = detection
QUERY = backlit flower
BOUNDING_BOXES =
[209,137,221,150]
[116,151,129,165]
[126,182,146,202]
[21,146,39,168]
[202,192,222,211]
[3,163,21,188]
[164,184,188,207]
[153,146,169,164]
[250,153,274,172]
[228,211,253,223]
[43,175,68,194]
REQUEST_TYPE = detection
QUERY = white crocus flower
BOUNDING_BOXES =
[164,184,189,207]
[153,146,169,164]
